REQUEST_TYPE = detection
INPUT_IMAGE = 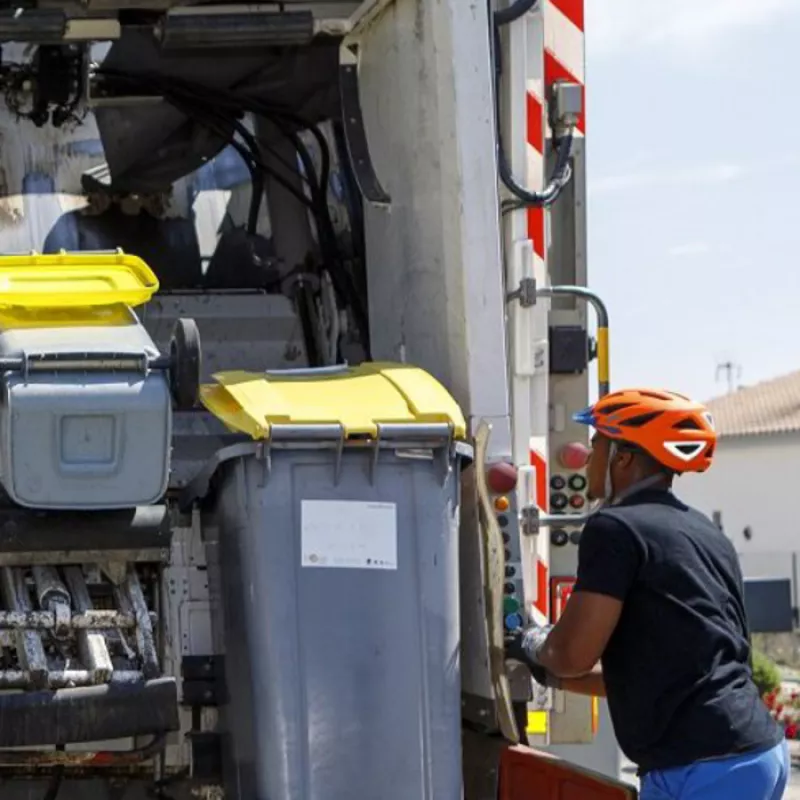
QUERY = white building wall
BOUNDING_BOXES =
[678,431,800,585]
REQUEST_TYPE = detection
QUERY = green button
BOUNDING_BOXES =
[503,595,520,614]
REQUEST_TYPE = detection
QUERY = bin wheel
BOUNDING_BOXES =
[169,318,201,411]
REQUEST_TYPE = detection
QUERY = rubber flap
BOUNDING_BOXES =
[200,361,467,439]
[0,677,179,747]
[0,250,159,309]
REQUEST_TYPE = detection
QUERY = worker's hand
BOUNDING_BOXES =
[505,624,560,688]
[505,625,560,687]
[506,623,552,665]
[530,663,561,689]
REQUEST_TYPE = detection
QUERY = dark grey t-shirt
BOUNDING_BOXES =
[573,489,782,774]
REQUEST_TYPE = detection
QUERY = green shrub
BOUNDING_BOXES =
[752,649,781,696]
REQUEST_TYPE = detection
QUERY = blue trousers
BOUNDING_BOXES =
[640,741,789,800]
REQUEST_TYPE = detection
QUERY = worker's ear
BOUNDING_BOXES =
[614,450,635,470]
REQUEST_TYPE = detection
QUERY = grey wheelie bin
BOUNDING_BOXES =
[184,362,471,800]
[0,250,201,510]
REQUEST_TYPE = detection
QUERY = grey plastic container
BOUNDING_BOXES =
[0,314,171,509]
[190,433,469,800]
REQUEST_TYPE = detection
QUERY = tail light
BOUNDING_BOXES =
[486,462,518,494]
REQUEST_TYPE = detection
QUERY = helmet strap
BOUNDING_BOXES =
[603,441,617,502]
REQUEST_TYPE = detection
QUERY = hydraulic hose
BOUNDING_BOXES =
[494,0,539,28]
[43,766,63,800]
[491,19,574,208]
[497,128,574,208]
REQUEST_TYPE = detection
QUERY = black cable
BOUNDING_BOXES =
[295,279,322,366]
[228,118,266,233]
[246,101,369,349]
[147,766,190,799]
[494,0,538,27]
[110,74,320,213]
[181,77,363,347]
[95,68,371,356]
[257,134,315,191]
[97,70,326,214]
[332,119,365,258]
[497,126,574,207]
[176,105,267,231]
[43,760,63,800]
[97,71,270,233]
[110,73,334,210]
[490,4,574,208]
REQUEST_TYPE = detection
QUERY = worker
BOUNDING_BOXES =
[507,389,788,799]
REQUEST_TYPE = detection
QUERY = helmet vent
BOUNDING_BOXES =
[663,441,706,461]
[639,390,672,401]
[676,443,703,456]
[673,417,702,431]
[598,402,635,415]
[620,411,662,427]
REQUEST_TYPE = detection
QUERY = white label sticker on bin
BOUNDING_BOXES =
[301,500,398,570]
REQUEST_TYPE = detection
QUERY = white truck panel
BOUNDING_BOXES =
[356,0,513,719]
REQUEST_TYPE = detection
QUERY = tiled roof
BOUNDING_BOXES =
[706,370,800,437]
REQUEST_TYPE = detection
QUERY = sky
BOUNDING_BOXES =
[584,0,800,402]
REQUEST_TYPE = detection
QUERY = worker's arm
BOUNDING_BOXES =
[560,664,606,698]
[536,590,624,678]
[511,514,644,680]
[506,646,606,696]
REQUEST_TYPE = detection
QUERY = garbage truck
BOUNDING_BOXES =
[0,0,636,797]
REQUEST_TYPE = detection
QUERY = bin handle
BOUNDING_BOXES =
[264,364,351,378]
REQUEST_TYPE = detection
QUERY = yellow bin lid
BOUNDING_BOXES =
[0,250,159,308]
[201,362,467,440]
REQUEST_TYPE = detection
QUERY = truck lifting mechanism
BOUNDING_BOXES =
[0,0,631,798]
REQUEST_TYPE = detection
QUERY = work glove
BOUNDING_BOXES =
[505,624,561,689]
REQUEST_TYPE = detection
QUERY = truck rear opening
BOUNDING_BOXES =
[0,1,630,798]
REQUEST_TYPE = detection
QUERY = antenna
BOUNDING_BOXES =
[715,361,742,394]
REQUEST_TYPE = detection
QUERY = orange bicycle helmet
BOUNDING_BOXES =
[573,388,716,474]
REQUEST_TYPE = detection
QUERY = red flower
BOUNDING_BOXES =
[786,724,797,740]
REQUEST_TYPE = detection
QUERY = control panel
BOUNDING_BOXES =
[487,461,535,709]
[488,475,525,635]
[483,461,528,634]
[547,381,595,744]
[548,442,590,563]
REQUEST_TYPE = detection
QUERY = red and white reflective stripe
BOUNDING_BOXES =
[534,559,549,619]
[525,83,546,261]
[545,0,586,137]
[522,0,586,293]
[524,0,586,278]
[524,1,546,260]
[529,446,550,621]
[522,4,551,626]
[528,447,548,513]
